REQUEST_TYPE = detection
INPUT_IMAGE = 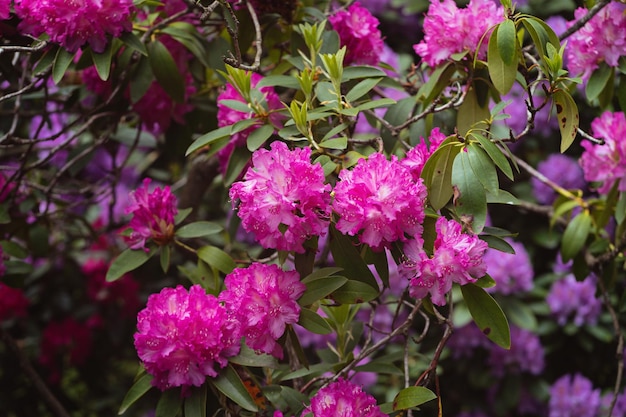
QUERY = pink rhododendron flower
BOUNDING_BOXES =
[0,0,10,20]
[332,153,427,250]
[401,217,488,305]
[305,378,386,417]
[329,2,384,66]
[0,282,29,321]
[219,263,305,359]
[230,141,331,253]
[134,285,241,390]
[413,0,504,67]
[14,0,133,53]
[82,258,140,317]
[579,111,626,194]
[124,178,178,251]
[39,318,93,384]
[217,73,283,172]
[401,127,447,180]
[565,2,626,80]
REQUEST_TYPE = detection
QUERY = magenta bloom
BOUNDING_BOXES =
[217,73,283,171]
[124,178,178,251]
[547,274,601,327]
[565,2,626,80]
[39,318,93,384]
[134,285,241,390]
[483,239,534,295]
[230,141,331,253]
[401,217,488,305]
[219,263,305,359]
[413,0,503,67]
[549,374,601,417]
[0,0,10,20]
[401,127,447,180]
[305,378,386,417]
[332,153,427,250]
[329,2,384,66]
[14,0,133,53]
[0,282,29,321]
[579,111,626,194]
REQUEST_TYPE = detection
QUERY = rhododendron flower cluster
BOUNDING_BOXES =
[579,111,626,194]
[328,2,384,66]
[565,2,626,80]
[549,374,601,417]
[230,141,331,253]
[13,0,133,53]
[547,274,601,326]
[219,263,305,359]
[531,154,585,205]
[401,217,488,305]
[413,0,504,67]
[305,378,386,417]
[39,318,93,384]
[483,239,534,295]
[124,178,178,251]
[217,73,283,171]
[488,326,545,377]
[134,285,241,390]
[0,282,29,321]
[82,258,140,317]
[332,153,427,250]
[401,127,447,180]
[0,0,9,20]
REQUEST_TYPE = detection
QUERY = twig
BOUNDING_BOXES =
[559,0,612,41]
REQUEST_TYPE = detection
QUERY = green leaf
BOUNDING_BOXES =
[616,192,626,225]
[480,235,515,253]
[106,248,153,282]
[212,365,258,412]
[486,189,519,205]
[467,144,499,194]
[130,56,154,103]
[461,283,511,349]
[329,226,379,289]
[320,136,348,150]
[0,240,28,259]
[256,75,302,89]
[331,280,380,304]
[120,31,148,56]
[247,124,274,152]
[452,150,488,233]
[381,97,416,152]
[52,48,77,85]
[174,207,193,225]
[155,388,181,417]
[299,276,348,306]
[488,28,517,95]
[497,20,517,65]
[416,62,456,103]
[90,44,113,81]
[224,146,251,186]
[457,87,490,136]
[148,40,185,103]
[553,89,579,153]
[561,211,592,262]
[521,16,560,60]
[472,133,514,181]
[355,97,397,111]
[160,245,170,273]
[184,386,207,417]
[118,372,153,415]
[586,63,613,102]
[229,344,279,368]
[393,386,437,411]
[297,308,333,334]
[175,221,223,239]
[345,78,382,102]
[342,65,387,81]
[197,245,236,274]
[421,139,461,211]
[186,126,232,155]
[503,298,538,331]
[302,267,345,283]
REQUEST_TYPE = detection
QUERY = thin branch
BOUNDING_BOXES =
[559,0,612,41]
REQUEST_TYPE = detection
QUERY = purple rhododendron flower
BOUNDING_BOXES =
[333,153,427,250]
[547,274,601,326]
[219,263,305,359]
[329,2,384,66]
[216,73,283,172]
[484,238,534,295]
[230,141,331,253]
[124,178,178,251]
[401,217,488,306]
[401,128,447,181]
[413,0,504,67]
[565,2,626,81]
[549,374,601,417]
[14,0,133,53]
[305,378,386,417]
[488,326,544,377]
[579,111,626,194]
[532,154,586,205]
[134,285,241,390]
[0,282,29,321]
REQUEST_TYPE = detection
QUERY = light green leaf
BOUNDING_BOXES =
[229,344,279,368]
[345,77,382,102]
[467,144,499,194]
[421,138,461,211]
[106,248,153,282]
[452,150,488,233]
[186,126,232,156]
[355,97,397,111]
[247,124,274,152]
[176,221,223,239]
[90,44,113,81]
[212,365,259,412]
[393,386,437,411]
[457,87,490,136]
[561,211,592,262]
[256,75,301,89]
[586,63,613,102]
[197,245,236,274]
[160,245,170,274]
[497,20,517,65]
[472,133,514,180]
[118,372,153,415]
[297,308,333,335]
[342,66,387,81]
[299,276,348,306]
[320,136,347,150]
[461,283,511,349]
[148,40,185,103]
[52,48,77,85]
[488,27,517,95]
[553,89,579,152]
